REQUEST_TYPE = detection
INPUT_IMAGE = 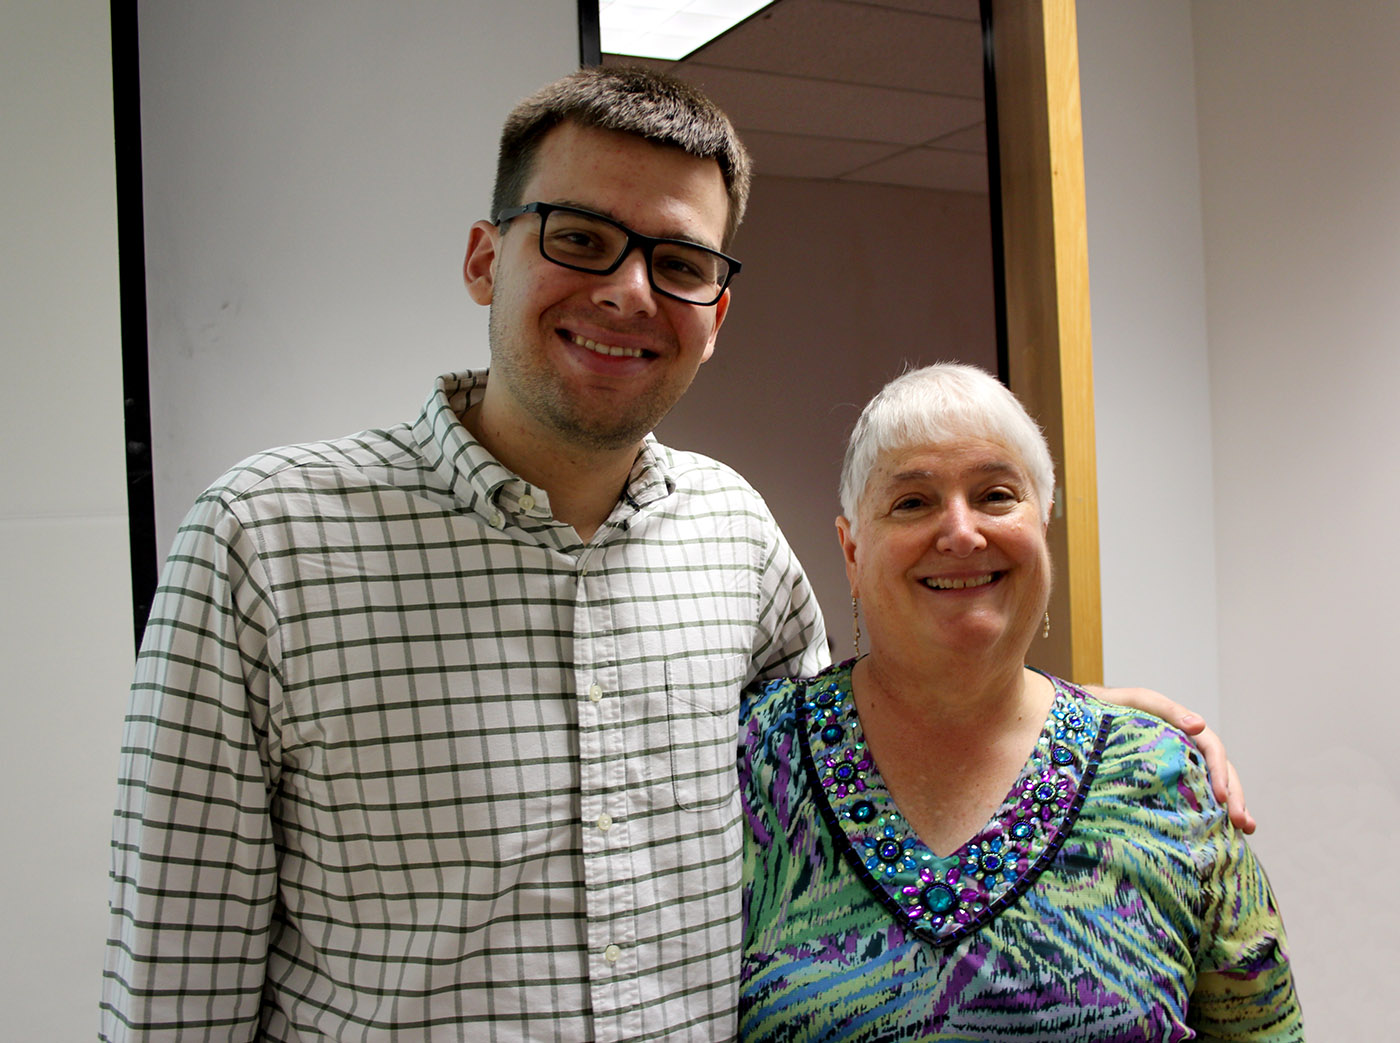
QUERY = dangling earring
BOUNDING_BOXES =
[852,595,862,658]
[1042,611,1051,639]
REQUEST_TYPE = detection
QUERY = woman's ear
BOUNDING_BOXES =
[836,516,858,589]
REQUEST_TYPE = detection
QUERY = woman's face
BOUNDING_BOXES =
[838,437,1051,669]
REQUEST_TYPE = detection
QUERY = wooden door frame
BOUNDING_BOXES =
[987,0,1103,684]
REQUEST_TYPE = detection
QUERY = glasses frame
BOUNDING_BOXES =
[494,201,741,307]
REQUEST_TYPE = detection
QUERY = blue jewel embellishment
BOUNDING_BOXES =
[863,826,917,877]
[803,666,1101,944]
[923,883,957,914]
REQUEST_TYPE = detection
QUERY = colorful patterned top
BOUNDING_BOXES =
[740,662,1302,1042]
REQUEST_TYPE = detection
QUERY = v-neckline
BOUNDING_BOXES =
[796,661,1112,947]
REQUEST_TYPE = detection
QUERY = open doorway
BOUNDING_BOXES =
[602,0,998,653]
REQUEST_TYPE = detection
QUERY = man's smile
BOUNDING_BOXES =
[567,330,647,359]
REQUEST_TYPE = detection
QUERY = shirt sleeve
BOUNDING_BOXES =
[1186,763,1304,1041]
[101,489,281,1042]
[747,511,829,684]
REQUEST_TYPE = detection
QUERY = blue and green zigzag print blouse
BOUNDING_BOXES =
[740,662,1302,1042]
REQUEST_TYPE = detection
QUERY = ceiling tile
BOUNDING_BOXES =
[738,130,905,179]
[691,0,983,98]
[932,121,987,153]
[841,0,978,16]
[666,64,986,145]
[602,0,989,187]
[842,145,989,193]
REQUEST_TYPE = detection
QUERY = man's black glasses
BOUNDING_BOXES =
[495,201,740,306]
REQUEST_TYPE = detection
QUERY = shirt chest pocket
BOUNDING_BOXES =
[666,654,745,810]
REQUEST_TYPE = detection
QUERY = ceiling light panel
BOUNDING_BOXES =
[600,1,775,61]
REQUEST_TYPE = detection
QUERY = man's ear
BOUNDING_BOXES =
[463,220,499,305]
[697,286,730,364]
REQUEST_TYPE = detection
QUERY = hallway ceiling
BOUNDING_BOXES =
[605,0,988,194]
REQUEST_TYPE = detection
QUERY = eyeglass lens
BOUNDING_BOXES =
[539,208,729,304]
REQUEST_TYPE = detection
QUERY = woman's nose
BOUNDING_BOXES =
[935,499,986,556]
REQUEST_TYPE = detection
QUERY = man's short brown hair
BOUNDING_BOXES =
[492,66,751,250]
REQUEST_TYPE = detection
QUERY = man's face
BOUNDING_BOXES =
[464,121,732,453]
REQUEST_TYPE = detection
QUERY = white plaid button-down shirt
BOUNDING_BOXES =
[102,370,827,1042]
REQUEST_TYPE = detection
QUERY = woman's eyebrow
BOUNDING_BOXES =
[885,461,1020,484]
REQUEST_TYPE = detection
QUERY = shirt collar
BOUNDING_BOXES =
[416,369,676,519]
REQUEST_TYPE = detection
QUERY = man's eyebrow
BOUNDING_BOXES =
[548,199,720,251]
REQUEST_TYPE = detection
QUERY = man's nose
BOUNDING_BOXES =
[591,246,658,316]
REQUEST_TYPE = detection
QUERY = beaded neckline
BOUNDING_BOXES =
[796,661,1111,948]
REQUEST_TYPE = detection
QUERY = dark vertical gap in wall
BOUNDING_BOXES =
[980,0,1010,385]
[111,1,158,652]
[578,0,601,67]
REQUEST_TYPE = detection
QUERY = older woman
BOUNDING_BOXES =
[740,364,1301,1041]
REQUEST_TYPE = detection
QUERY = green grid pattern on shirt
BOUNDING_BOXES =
[102,370,827,1043]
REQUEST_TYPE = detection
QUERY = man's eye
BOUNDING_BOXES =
[549,228,608,254]
[657,255,703,280]
[654,249,718,287]
[893,496,925,511]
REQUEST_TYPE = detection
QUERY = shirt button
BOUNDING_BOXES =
[603,944,621,964]
[596,813,613,833]
[588,683,603,703]
[519,493,535,511]
[489,510,504,528]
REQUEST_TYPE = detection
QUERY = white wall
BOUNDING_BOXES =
[1082,1,1400,1035]
[0,2,133,1038]
[1195,2,1400,1033]
[0,2,577,1034]
[139,0,578,555]
[1078,0,1220,718]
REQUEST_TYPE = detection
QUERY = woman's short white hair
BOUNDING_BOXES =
[838,363,1055,529]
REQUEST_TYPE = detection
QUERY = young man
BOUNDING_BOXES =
[103,68,822,1043]
[103,68,1243,1042]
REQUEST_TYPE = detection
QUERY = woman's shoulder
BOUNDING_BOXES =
[1046,676,1219,815]
[1048,676,1201,754]
[741,659,852,728]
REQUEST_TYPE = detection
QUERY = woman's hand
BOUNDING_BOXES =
[1082,685,1256,834]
